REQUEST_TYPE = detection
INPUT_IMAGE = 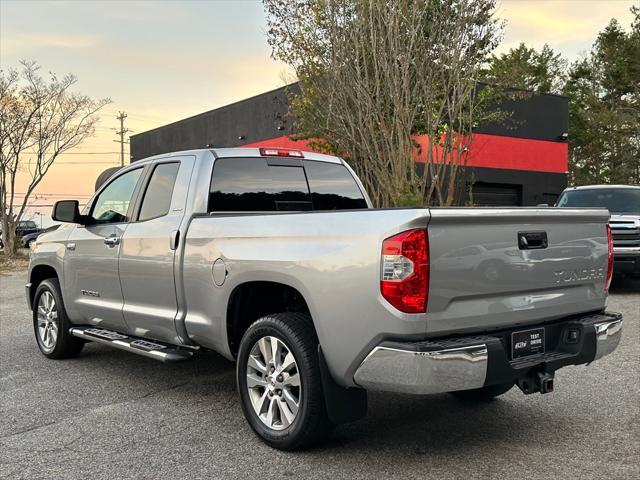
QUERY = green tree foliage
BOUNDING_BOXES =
[482,43,567,94]
[482,7,639,186]
[564,7,640,185]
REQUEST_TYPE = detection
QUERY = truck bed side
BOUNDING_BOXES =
[181,208,429,385]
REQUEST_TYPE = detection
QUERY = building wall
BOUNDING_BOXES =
[130,83,568,206]
[130,85,297,160]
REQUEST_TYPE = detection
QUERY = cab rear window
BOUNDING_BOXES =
[208,157,367,212]
[304,161,368,210]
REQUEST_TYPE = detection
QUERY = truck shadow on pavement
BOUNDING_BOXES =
[74,343,572,458]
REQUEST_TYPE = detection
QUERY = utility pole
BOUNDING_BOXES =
[114,112,129,167]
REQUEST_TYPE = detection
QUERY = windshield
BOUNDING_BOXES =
[18,221,37,228]
[556,188,640,214]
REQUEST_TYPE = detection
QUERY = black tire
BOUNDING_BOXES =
[33,278,84,359]
[236,313,333,450]
[449,382,513,402]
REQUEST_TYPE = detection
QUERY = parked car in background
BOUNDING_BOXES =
[556,185,640,278]
[1,220,42,250]
[15,220,41,239]
[21,224,60,248]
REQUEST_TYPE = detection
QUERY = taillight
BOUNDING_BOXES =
[259,147,304,158]
[380,229,429,313]
[605,223,614,291]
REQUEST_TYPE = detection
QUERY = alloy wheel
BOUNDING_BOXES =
[37,291,59,351]
[246,335,301,431]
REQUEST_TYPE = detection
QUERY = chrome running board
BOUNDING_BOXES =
[69,327,195,363]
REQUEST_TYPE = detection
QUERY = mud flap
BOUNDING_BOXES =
[318,347,368,424]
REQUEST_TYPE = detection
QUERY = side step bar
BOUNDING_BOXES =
[69,327,195,363]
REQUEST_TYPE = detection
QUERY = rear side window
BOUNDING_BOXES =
[138,162,180,221]
[209,158,311,211]
[304,161,367,210]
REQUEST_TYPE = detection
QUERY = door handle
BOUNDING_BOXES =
[104,236,120,247]
[518,231,548,250]
[170,230,180,250]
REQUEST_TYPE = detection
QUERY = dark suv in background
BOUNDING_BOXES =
[21,224,60,248]
[0,220,41,250]
[556,185,640,278]
[16,220,40,237]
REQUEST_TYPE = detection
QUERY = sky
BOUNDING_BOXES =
[1,0,637,226]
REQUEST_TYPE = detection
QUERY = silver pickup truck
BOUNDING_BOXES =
[27,147,623,450]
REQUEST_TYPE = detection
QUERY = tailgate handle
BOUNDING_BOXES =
[518,231,548,250]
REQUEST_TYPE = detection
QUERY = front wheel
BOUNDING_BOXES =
[33,278,84,359]
[236,313,333,450]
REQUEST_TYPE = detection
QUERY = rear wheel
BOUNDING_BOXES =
[449,382,513,402]
[33,278,84,359]
[236,313,332,450]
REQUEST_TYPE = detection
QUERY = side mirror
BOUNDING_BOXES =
[52,200,85,224]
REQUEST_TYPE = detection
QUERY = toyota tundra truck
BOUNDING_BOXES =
[27,147,622,450]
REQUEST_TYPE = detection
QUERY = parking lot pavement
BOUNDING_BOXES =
[1,272,638,480]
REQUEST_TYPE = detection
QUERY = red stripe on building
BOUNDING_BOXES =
[243,133,568,174]
[464,134,567,173]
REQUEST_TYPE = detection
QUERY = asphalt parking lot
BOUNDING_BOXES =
[1,272,638,480]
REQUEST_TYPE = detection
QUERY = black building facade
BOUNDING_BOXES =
[131,84,569,206]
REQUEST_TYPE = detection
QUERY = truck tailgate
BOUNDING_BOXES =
[426,208,610,336]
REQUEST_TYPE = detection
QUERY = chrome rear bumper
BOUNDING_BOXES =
[593,317,623,361]
[354,312,623,395]
[354,343,488,395]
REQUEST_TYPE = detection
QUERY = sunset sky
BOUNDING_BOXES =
[1,0,636,226]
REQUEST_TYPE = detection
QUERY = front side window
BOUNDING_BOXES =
[209,158,311,211]
[138,162,180,221]
[91,168,143,224]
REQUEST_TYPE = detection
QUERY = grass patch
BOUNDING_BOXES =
[0,253,29,275]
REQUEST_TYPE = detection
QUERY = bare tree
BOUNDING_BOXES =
[264,0,502,207]
[0,61,111,257]
[416,1,502,206]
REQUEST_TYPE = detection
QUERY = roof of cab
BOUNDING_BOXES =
[212,147,342,164]
[134,148,343,165]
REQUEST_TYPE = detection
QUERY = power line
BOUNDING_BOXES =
[102,108,171,123]
[52,161,120,165]
[13,193,93,197]
[22,204,87,208]
[55,152,123,155]
[21,151,123,155]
